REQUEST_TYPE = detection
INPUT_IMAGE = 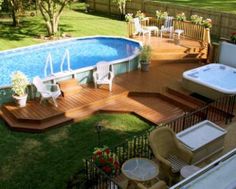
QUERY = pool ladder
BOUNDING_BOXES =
[44,53,54,77]
[44,49,72,78]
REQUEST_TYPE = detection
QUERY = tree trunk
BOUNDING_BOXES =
[10,0,20,26]
[11,7,17,26]
[38,0,69,37]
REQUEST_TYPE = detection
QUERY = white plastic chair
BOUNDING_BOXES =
[160,16,174,38]
[93,62,114,92]
[33,76,61,107]
[133,17,151,39]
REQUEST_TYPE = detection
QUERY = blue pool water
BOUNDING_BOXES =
[0,37,141,87]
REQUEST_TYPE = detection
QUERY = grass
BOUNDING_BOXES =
[0,113,151,189]
[1,1,236,51]
[0,3,127,51]
[153,0,236,14]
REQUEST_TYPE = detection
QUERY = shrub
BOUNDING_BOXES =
[135,10,145,20]
[201,18,212,28]
[190,15,203,25]
[125,13,133,22]
[230,32,236,43]
[11,71,29,96]
[176,12,186,21]
[156,10,168,20]
[93,146,120,176]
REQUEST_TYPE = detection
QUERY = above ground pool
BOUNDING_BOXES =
[0,36,141,87]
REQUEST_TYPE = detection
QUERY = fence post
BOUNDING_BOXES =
[218,13,222,38]
[108,0,111,15]
[93,0,96,11]
[141,0,145,12]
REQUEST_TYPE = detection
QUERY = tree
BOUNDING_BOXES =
[113,0,131,20]
[0,0,3,10]
[38,0,71,37]
[8,0,24,26]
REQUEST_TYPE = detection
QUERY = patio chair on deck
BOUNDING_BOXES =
[133,18,158,38]
[33,76,61,107]
[93,61,114,92]
[160,16,174,38]
[149,127,193,185]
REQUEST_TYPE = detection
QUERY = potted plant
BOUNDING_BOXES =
[11,71,29,107]
[139,45,152,72]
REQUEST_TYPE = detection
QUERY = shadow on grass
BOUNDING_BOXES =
[0,19,46,41]
[0,18,77,41]
[72,8,122,21]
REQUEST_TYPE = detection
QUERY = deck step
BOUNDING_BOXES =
[152,52,207,60]
[1,103,65,124]
[157,93,200,112]
[0,103,73,132]
[165,87,206,106]
[1,109,73,132]
[58,78,83,97]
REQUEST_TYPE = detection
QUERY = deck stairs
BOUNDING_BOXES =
[0,102,73,132]
[0,86,225,133]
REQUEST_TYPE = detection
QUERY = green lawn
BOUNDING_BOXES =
[0,113,151,189]
[1,1,236,51]
[0,3,127,51]
[153,0,236,14]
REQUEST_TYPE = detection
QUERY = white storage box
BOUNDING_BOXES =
[177,120,227,164]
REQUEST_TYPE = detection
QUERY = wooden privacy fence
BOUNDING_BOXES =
[86,0,236,39]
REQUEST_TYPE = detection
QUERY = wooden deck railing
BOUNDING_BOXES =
[173,20,211,45]
[127,18,211,44]
[68,94,235,189]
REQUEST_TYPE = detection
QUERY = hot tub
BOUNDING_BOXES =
[177,120,227,164]
[170,148,236,189]
[182,63,236,99]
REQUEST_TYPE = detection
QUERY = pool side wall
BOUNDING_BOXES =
[182,78,229,100]
[0,57,139,106]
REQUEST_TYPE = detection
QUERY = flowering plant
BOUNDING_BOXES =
[125,13,133,22]
[190,15,203,25]
[201,18,212,28]
[156,10,168,20]
[11,71,29,96]
[176,12,186,21]
[231,32,236,43]
[93,146,120,176]
[135,10,145,20]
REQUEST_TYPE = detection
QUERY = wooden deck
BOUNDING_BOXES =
[133,35,208,62]
[0,36,210,132]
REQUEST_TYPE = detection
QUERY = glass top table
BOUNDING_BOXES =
[121,158,159,182]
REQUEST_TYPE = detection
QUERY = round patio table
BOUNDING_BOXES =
[121,158,159,182]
